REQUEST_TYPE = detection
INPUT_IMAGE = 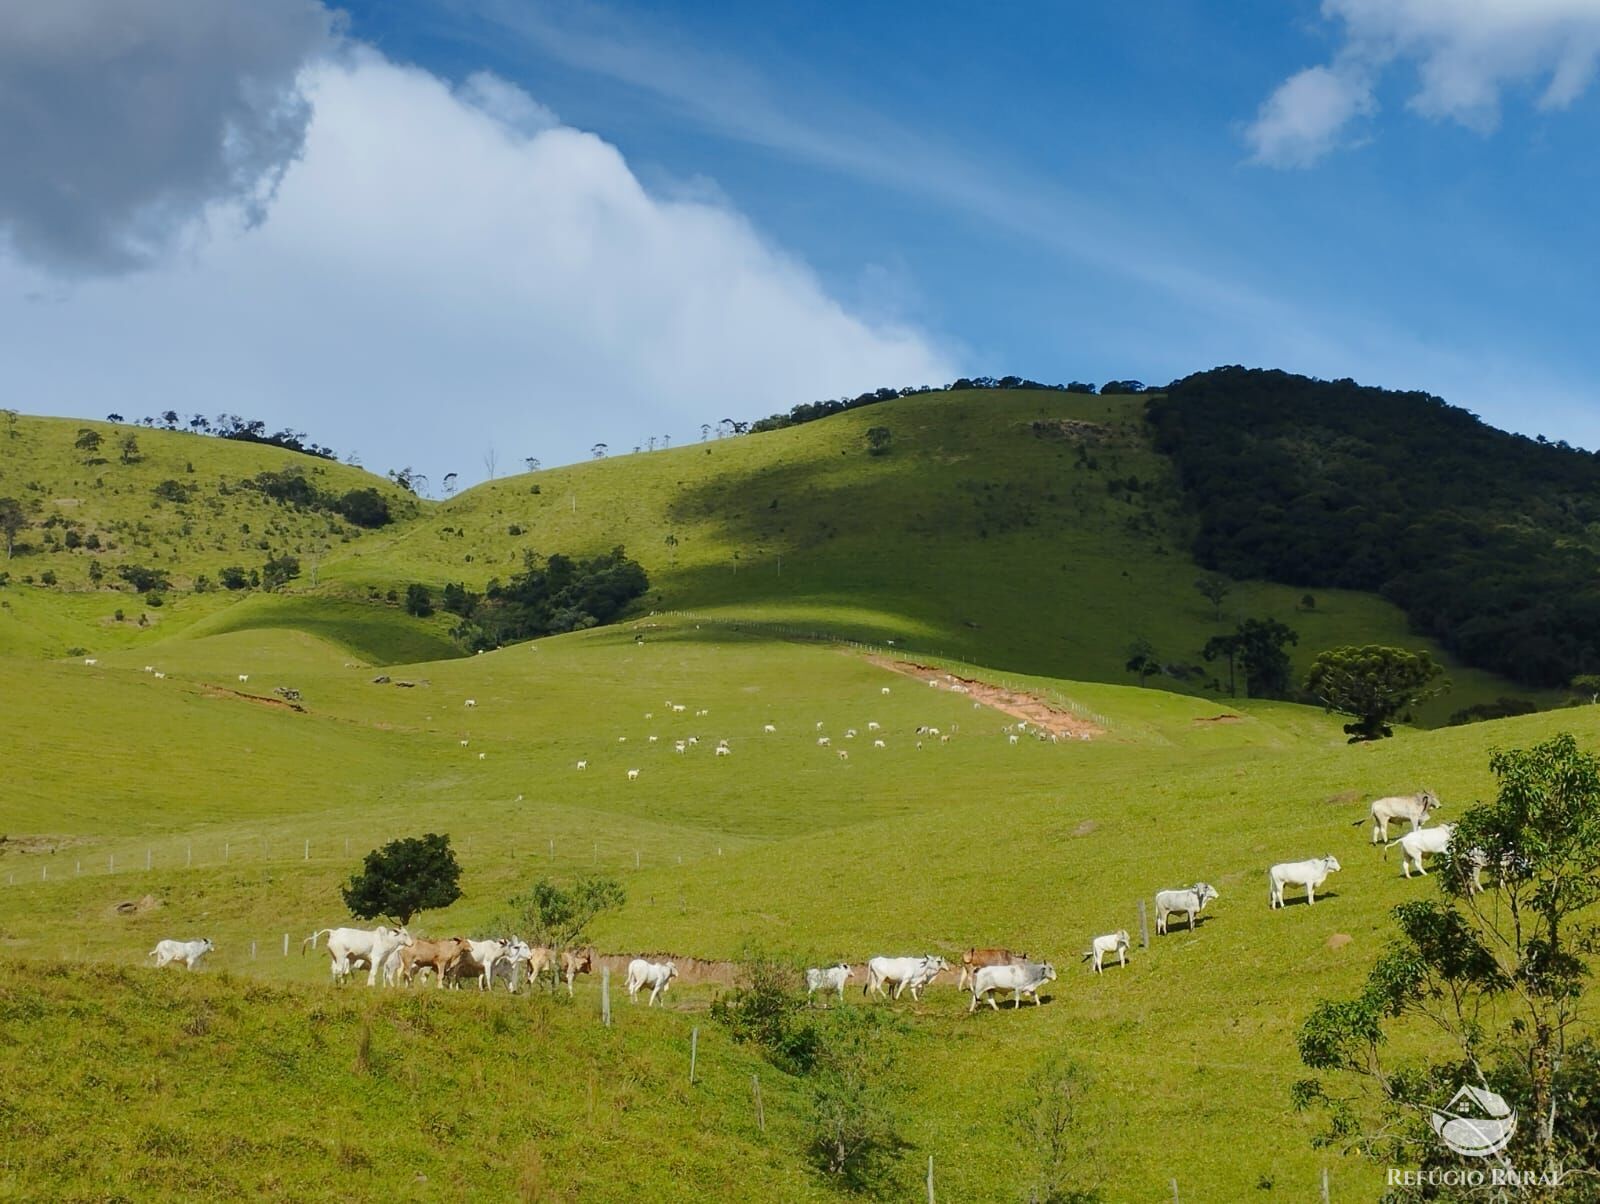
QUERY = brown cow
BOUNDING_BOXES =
[400,937,471,989]
[522,944,556,991]
[559,946,594,995]
[957,947,1029,991]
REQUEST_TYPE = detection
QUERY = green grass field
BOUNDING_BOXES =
[1,398,1587,1199]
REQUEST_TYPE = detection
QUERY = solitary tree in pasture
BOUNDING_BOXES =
[0,497,30,559]
[1305,645,1446,742]
[1124,637,1160,686]
[118,433,140,464]
[664,532,679,565]
[508,875,624,960]
[441,472,458,497]
[865,426,892,457]
[524,456,540,473]
[1,408,16,439]
[341,833,462,926]
[74,428,102,459]
[591,443,607,460]
[1293,733,1600,1197]
[160,410,179,429]
[1193,572,1232,619]
[1202,630,1239,696]
[701,423,712,441]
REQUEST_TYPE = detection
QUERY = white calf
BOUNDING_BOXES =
[873,739,886,748]
[1358,790,1441,844]
[806,964,852,1003]
[465,699,476,708]
[1086,931,1129,973]
[715,745,731,757]
[1154,883,1219,935]
[817,737,831,747]
[763,724,776,734]
[238,674,248,683]
[1268,856,1342,908]
[576,760,588,770]
[627,769,640,781]
[149,937,214,970]
[626,959,677,1006]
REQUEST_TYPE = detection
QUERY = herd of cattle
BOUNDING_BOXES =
[145,788,1483,1012]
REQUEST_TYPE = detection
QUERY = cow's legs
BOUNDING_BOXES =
[1306,883,1316,905]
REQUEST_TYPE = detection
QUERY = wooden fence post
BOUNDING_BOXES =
[752,1074,764,1131]
[145,847,152,870]
[283,933,289,956]
[601,967,611,1027]
[1321,1167,1330,1203]
[186,844,192,867]
[250,940,257,960]
[1171,1178,1180,1203]
[689,1027,699,1084]
[927,1155,935,1203]
[223,841,229,863]
[304,839,309,861]
[1139,899,1150,949]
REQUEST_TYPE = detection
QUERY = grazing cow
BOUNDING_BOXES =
[881,687,891,695]
[867,722,880,731]
[149,937,214,970]
[447,938,512,990]
[1268,855,1342,908]
[687,736,698,746]
[626,958,678,1006]
[576,760,588,770]
[1355,790,1441,844]
[957,947,1029,990]
[238,674,248,683]
[559,946,594,995]
[817,736,831,747]
[673,705,686,713]
[837,749,849,760]
[1008,734,1019,745]
[627,768,640,781]
[460,739,470,747]
[763,724,777,734]
[1085,931,1130,973]
[143,665,155,673]
[84,658,97,666]
[1388,824,1455,878]
[618,736,628,743]
[674,741,687,753]
[864,955,949,1001]
[302,925,413,987]
[715,746,731,757]
[465,699,476,708]
[970,961,1057,1011]
[805,964,852,1003]
[478,752,486,760]
[648,735,658,743]
[873,739,886,748]
[1154,883,1219,935]
[153,671,166,679]
[398,937,472,988]
[845,729,857,739]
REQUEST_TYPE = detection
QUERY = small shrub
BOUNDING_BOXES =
[219,566,250,590]
[143,591,163,608]
[405,583,434,618]
[38,570,56,586]
[113,608,124,622]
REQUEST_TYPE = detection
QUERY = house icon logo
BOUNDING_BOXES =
[1431,1085,1517,1157]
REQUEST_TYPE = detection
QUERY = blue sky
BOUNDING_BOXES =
[3,1,1598,482]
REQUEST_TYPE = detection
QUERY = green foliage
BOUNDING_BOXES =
[404,583,434,617]
[1150,366,1600,689]
[219,566,251,591]
[1124,637,1159,686]
[39,569,56,586]
[1571,674,1600,704]
[865,426,892,457]
[444,546,648,651]
[1192,572,1231,619]
[1012,1057,1104,1204]
[74,428,102,457]
[506,875,624,953]
[261,555,300,591]
[1305,645,1446,741]
[116,563,170,593]
[710,949,822,1074]
[152,479,195,503]
[1447,697,1538,726]
[0,495,30,559]
[1205,618,1298,699]
[118,433,140,464]
[805,1007,910,1192]
[1295,733,1600,1177]
[341,832,463,926]
[336,487,392,528]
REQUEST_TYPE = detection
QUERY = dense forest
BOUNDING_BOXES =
[434,546,649,652]
[1148,367,1600,688]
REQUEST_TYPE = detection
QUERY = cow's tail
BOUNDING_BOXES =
[1349,816,1367,826]
[301,929,330,955]
[1383,838,1402,858]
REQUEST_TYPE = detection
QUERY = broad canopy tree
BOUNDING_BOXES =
[1306,644,1446,741]
[341,833,462,926]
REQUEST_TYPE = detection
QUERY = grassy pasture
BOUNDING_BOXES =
[5,614,1593,1198]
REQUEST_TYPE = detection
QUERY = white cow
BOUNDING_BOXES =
[817,736,831,747]
[863,955,949,1001]
[867,722,880,732]
[626,958,678,1006]
[1268,855,1342,908]
[674,741,687,753]
[881,687,891,695]
[449,938,512,990]
[715,745,731,757]
[805,964,852,1003]
[149,937,214,970]
[763,724,777,734]
[1388,824,1455,878]
[84,658,98,666]
[1008,734,1019,745]
[238,674,249,683]
[465,699,477,708]
[969,961,1057,1011]
[1358,790,1441,844]
[1086,931,1129,973]
[576,759,588,770]
[1154,883,1219,935]
[153,671,166,679]
[873,739,886,749]
[627,768,640,781]
[302,925,413,986]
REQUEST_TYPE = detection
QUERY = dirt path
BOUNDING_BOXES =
[866,656,1104,740]
[198,684,306,713]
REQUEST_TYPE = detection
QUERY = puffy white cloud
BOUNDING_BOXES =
[0,0,332,273]
[0,46,953,477]
[1248,0,1600,165]
[1245,63,1376,167]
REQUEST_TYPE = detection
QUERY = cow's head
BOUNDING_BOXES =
[665,962,679,980]
[202,938,215,951]
[1324,855,1342,872]
[1421,789,1442,811]
[1195,883,1219,906]
[1039,963,1058,983]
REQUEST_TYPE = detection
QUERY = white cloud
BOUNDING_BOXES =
[1249,0,1600,165]
[1246,63,1376,167]
[0,46,953,479]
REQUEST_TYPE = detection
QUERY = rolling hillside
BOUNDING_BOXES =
[2,392,1550,724]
